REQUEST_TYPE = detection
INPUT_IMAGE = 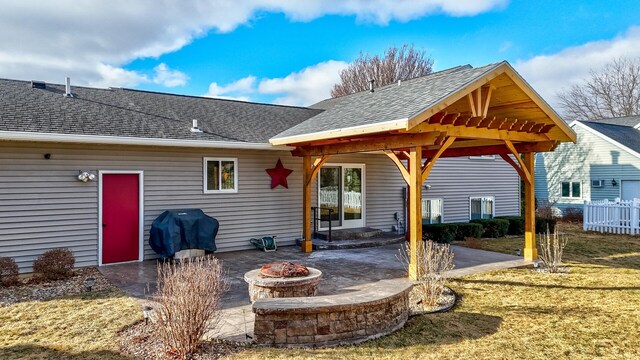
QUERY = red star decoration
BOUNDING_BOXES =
[266,158,293,189]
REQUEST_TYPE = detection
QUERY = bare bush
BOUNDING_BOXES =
[538,227,568,273]
[562,207,583,223]
[33,248,75,280]
[398,241,454,309]
[536,205,555,219]
[0,257,19,287]
[154,256,228,358]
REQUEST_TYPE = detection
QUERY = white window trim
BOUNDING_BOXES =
[560,180,582,199]
[469,155,496,160]
[203,157,238,193]
[469,196,495,220]
[422,198,444,224]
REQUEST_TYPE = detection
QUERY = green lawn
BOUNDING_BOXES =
[1,223,639,359]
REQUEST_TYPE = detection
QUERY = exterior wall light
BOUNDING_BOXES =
[612,179,618,187]
[77,171,96,182]
[84,276,95,291]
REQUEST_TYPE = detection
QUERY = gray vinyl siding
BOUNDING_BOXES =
[0,142,519,272]
[535,124,640,212]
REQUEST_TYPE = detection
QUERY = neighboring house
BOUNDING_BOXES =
[0,63,529,272]
[535,115,640,213]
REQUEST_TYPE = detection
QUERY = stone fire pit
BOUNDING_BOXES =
[244,262,322,303]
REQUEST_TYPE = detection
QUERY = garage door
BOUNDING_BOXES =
[621,180,640,201]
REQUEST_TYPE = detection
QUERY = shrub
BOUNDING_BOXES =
[398,241,454,309]
[0,257,19,287]
[155,256,228,358]
[470,218,510,238]
[32,248,75,280]
[495,216,525,235]
[536,205,556,218]
[536,217,557,233]
[538,226,568,273]
[562,207,583,223]
[454,222,484,240]
[423,223,458,244]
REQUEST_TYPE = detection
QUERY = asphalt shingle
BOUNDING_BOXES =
[0,79,322,143]
[580,121,640,154]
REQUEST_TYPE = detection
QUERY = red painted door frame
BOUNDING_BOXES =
[100,172,142,265]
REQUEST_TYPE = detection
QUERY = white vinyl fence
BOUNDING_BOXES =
[583,198,640,234]
[319,190,362,209]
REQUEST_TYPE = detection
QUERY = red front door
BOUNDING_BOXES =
[102,174,140,264]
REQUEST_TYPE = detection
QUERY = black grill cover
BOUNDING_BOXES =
[149,209,219,259]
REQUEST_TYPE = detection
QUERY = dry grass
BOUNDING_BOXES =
[0,289,140,359]
[228,223,640,359]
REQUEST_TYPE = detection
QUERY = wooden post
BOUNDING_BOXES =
[523,152,537,260]
[408,146,423,280]
[302,155,313,253]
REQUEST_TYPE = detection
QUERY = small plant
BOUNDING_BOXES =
[0,257,19,286]
[154,256,228,358]
[562,207,583,223]
[538,226,568,273]
[32,248,75,280]
[398,241,455,310]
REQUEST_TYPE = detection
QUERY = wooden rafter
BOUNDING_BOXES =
[467,86,493,118]
[421,140,558,158]
[421,137,456,183]
[307,155,331,186]
[407,122,551,142]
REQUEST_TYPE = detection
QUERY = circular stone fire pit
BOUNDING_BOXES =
[244,262,322,303]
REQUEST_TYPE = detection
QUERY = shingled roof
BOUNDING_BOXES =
[0,78,322,146]
[584,115,640,128]
[579,121,640,154]
[271,62,505,143]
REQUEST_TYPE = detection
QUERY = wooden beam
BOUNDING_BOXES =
[302,156,313,253]
[421,140,558,158]
[308,155,331,186]
[482,86,493,117]
[499,153,528,181]
[489,118,506,130]
[292,131,441,156]
[408,146,423,280]
[467,92,477,117]
[422,137,456,183]
[408,122,551,142]
[441,113,460,125]
[503,140,532,185]
[478,116,495,128]
[453,115,472,127]
[466,116,484,127]
[499,119,517,130]
[429,111,447,124]
[384,150,409,184]
[523,152,537,261]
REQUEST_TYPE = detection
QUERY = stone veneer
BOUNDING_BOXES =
[252,279,413,347]
[244,268,322,303]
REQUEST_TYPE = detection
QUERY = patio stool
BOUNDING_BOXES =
[250,235,277,252]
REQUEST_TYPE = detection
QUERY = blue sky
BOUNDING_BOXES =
[1,1,639,107]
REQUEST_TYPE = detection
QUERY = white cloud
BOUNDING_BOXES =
[258,60,349,105]
[0,0,506,88]
[153,63,188,87]
[203,60,348,106]
[515,26,640,107]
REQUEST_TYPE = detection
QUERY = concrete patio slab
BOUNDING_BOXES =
[99,243,528,343]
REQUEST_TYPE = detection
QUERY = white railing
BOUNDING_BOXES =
[319,190,362,209]
[583,198,640,235]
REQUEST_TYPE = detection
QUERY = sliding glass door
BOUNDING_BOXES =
[318,164,364,229]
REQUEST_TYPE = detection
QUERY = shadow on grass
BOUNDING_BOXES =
[363,311,502,349]
[0,344,129,360]
[456,278,640,291]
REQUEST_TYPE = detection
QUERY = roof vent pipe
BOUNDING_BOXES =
[369,79,375,93]
[191,119,203,133]
[64,77,73,97]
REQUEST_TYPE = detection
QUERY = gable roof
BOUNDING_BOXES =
[577,120,640,155]
[270,61,576,145]
[0,78,322,148]
[585,115,640,128]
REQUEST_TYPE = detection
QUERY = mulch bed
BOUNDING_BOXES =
[118,320,247,359]
[0,267,114,306]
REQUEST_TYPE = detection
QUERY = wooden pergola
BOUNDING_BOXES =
[270,62,576,280]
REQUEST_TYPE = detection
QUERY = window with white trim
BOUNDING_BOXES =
[422,198,443,224]
[204,158,237,193]
[470,196,494,220]
[561,181,581,198]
